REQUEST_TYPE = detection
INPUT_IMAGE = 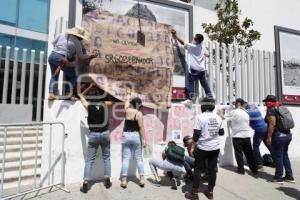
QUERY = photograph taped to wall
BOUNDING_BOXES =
[171,129,183,144]
[275,26,300,104]
[82,0,191,87]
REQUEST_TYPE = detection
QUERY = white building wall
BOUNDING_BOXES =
[47,0,300,54]
[41,102,300,185]
[193,0,300,51]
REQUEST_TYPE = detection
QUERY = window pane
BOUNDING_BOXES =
[0,33,15,59]
[18,0,50,33]
[16,36,47,62]
[0,0,17,25]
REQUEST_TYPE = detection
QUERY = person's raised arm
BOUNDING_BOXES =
[51,34,60,47]
[79,83,94,110]
[124,94,131,109]
[74,38,95,60]
[171,29,185,46]
[137,112,146,148]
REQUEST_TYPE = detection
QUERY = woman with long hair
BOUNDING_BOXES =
[120,96,146,188]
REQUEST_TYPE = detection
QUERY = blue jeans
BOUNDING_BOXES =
[84,130,111,180]
[183,156,195,178]
[48,51,77,95]
[187,69,212,99]
[121,132,144,176]
[272,132,293,178]
[253,131,273,165]
[149,159,185,178]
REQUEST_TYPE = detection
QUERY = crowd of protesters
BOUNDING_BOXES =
[47,26,295,199]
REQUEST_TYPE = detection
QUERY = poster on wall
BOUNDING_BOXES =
[82,0,192,88]
[275,26,300,104]
[82,10,174,108]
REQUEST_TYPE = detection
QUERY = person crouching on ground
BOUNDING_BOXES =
[185,97,224,200]
[227,98,258,175]
[79,83,113,193]
[120,96,146,188]
[149,141,186,190]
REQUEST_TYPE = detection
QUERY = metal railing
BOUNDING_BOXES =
[0,122,68,200]
[203,42,276,104]
[0,45,46,121]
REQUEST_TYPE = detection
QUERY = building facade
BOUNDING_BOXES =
[0,0,50,59]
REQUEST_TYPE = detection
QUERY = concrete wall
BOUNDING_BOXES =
[41,100,300,185]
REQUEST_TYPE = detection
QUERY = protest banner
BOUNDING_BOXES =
[82,10,175,109]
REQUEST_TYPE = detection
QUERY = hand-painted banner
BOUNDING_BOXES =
[82,10,175,109]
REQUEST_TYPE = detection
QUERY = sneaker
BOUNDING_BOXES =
[185,189,199,200]
[68,95,78,101]
[104,178,112,188]
[237,168,245,175]
[48,93,58,100]
[271,177,284,184]
[204,190,214,200]
[181,99,193,107]
[257,164,264,171]
[150,179,161,187]
[284,176,295,183]
[80,180,88,193]
[139,176,145,187]
[120,177,127,188]
[171,177,180,190]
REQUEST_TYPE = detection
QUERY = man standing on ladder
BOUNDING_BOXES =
[171,29,213,106]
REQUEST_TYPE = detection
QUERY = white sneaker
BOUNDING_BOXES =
[181,99,193,107]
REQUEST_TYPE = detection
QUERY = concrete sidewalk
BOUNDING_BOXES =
[11,160,300,200]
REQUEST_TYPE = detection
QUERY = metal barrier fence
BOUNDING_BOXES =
[0,45,46,121]
[0,122,68,200]
[203,42,276,104]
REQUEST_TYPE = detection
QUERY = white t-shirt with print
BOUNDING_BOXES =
[227,108,253,138]
[185,42,207,72]
[194,112,223,151]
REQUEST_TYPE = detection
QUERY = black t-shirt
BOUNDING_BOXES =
[87,103,109,132]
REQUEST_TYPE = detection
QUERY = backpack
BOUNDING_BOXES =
[262,154,275,167]
[274,106,294,132]
[165,145,185,164]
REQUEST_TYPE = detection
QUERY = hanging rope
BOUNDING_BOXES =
[137,0,145,46]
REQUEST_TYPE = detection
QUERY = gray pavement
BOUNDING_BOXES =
[10,160,300,200]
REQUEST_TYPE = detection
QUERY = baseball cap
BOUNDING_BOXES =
[235,98,245,105]
[262,95,277,102]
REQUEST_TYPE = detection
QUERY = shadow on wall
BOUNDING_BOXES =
[276,187,300,200]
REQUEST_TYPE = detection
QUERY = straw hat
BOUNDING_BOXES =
[66,26,90,41]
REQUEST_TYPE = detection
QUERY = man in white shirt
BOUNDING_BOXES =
[185,98,224,200]
[227,98,258,175]
[171,29,213,106]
